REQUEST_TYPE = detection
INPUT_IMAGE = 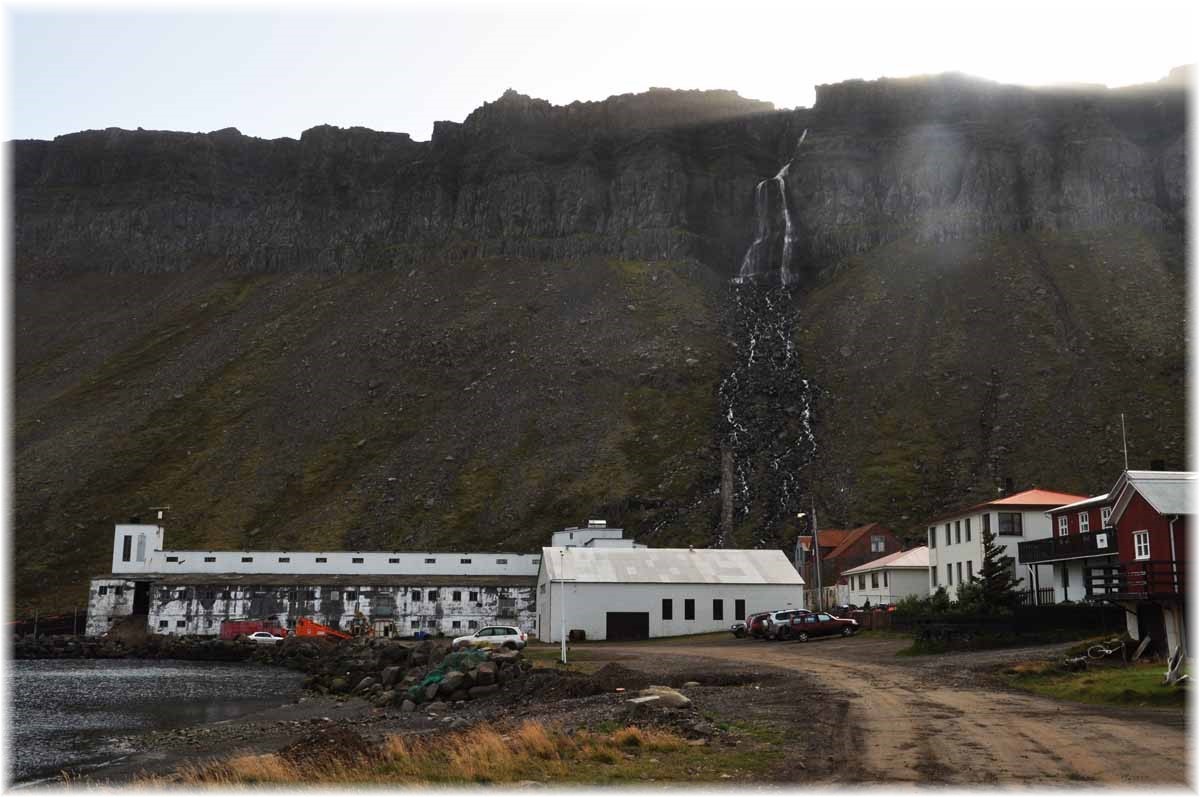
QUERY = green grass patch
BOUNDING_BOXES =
[999,661,1187,708]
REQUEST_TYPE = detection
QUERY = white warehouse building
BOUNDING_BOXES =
[535,546,804,642]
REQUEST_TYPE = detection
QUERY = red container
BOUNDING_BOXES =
[219,620,287,640]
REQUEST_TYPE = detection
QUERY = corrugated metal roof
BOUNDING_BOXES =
[842,547,930,575]
[1110,471,1196,521]
[928,488,1088,523]
[540,547,804,585]
[1045,493,1111,515]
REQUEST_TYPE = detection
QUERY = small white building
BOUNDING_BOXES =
[842,547,930,606]
[535,546,804,642]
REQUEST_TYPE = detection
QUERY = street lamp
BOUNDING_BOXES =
[797,506,823,611]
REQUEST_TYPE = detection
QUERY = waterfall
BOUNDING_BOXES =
[735,129,808,287]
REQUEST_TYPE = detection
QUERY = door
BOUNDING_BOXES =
[1137,603,1168,656]
[605,612,650,641]
[132,582,150,615]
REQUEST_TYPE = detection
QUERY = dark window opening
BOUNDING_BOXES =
[121,536,132,562]
[997,512,1023,536]
[99,586,108,595]
[411,620,420,629]
[497,558,508,564]
[425,558,436,564]
[352,557,364,564]
[346,591,357,601]
[712,599,724,621]
[662,598,673,620]
[389,558,399,564]
[279,557,290,563]
[176,620,186,628]
[316,557,328,563]
[304,590,315,600]
[684,599,695,621]
[735,599,746,620]
[453,591,462,601]
[204,556,216,563]
[428,590,437,601]
[241,556,253,563]
[115,587,124,596]
[965,518,972,542]
[452,621,461,628]
[982,513,991,533]
[158,620,168,629]
[166,556,179,563]
[460,558,472,564]
[411,591,420,602]
[469,591,478,602]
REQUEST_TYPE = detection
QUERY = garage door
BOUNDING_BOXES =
[605,612,650,641]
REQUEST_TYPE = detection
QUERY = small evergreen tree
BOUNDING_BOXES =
[977,524,1022,614]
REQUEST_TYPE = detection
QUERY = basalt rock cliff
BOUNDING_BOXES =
[13,73,1189,612]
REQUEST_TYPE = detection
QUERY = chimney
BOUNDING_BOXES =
[1002,477,1014,496]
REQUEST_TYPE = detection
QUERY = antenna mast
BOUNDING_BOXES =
[1120,413,1129,471]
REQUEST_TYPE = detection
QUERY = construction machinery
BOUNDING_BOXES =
[295,616,352,640]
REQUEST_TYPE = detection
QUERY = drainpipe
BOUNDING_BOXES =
[1168,514,1179,595]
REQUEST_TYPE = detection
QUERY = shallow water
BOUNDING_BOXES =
[7,658,303,785]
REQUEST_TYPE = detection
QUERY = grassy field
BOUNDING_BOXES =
[135,720,781,787]
[998,660,1187,708]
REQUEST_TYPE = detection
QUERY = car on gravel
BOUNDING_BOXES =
[777,611,859,642]
[451,625,527,651]
[730,620,749,637]
[746,611,776,639]
[247,631,285,645]
[762,609,811,640]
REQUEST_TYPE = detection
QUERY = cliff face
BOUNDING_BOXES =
[14,75,1186,283]
[11,74,1189,613]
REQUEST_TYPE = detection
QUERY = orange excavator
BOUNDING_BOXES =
[294,616,352,640]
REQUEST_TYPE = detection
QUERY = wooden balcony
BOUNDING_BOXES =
[1018,529,1117,564]
[1085,560,1185,600]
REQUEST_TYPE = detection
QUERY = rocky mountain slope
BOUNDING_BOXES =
[13,73,1189,612]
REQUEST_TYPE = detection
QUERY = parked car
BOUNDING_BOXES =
[762,609,811,640]
[451,625,527,651]
[778,612,858,642]
[730,620,748,638]
[247,631,285,645]
[746,611,776,639]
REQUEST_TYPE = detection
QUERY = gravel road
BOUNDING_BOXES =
[594,634,1188,786]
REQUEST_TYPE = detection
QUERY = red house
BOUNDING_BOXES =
[798,523,902,606]
[1084,470,1193,655]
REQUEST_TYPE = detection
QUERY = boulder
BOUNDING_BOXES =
[468,684,500,699]
[380,666,402,687]
[353,676,376,694]
[638,686,690,708]
[400,699,417,713]
[449,689,470,702]
[426,701,449,713]
[374,690,398,707]
[424,683,440,701]
[475,661,497,686]
[439,670,466,695]
[330,677,349,694]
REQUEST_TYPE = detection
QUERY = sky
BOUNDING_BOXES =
[4,0,1197,142]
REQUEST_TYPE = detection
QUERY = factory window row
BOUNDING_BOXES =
[149,586,512,603]
[157,554,530,567]
[661,597,743,623]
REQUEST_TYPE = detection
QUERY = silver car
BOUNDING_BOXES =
[761,609,809,640]
[451,625,527,651]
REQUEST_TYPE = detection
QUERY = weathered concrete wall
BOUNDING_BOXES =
[141,582,537,638]
[85,578,138,636]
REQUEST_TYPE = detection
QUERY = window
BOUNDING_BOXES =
[1133,530,1150,560]
[115,586,124,596]
[425,558,436,564]
[997,512,1023,536]
[159,620,168,629]
[279,557,290,563]
[452,621,461,629]
[460,558,472,565]
[1062,566,1069,590]
[870,572,879,588]
[931,567,938,587]
[427,590,437,601]
[304,590,315,600]
[1100,507,1113,528]
[965,518,972,542]
[469,591,478,602]
[411,591,420,602]
[241,556,253,563]
[684,599,695,621]
[956,562,963,584]
[453,591,462,601]
[352,557,364,564]
[166,556,179,563]
[221,591,231,600]
[947,563,953,585]
[1078,512,1090,534]
[955,521,961,544]
[346,591,357,601]
[122,535,132,562]
[883,571,889,588]
[427,620,437,628]
[945,524,951,546]
[468,620,478,629]
[316,557,327,563]
[532,558,540,564]
[859,574,866,589]
[411,620,420,630]
[982,513,991,534]
[713,599,724,620]
[966,561,973,580]
[204,556,216,563]
[735,599,745,620]
[389,558,399,564]
[99,586,108,595]
[1058,515,1069,536]
[497,558,508,564]
[176,620,186,628]
[871,535,885,553]
[928,526,936,548]
[662,599,673,620]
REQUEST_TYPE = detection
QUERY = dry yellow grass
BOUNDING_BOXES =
[129,720,692,788]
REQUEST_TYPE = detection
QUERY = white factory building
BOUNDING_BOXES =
[84,519,659,638]
[535,546,805,641]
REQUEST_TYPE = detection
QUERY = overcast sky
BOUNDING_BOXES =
[5,0,1197,141]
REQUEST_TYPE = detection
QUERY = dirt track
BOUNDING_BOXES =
[598,635,1189,786]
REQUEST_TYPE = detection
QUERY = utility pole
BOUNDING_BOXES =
[1121,413,1129,470]
[811,501,823,611]
[559,549,568,665]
